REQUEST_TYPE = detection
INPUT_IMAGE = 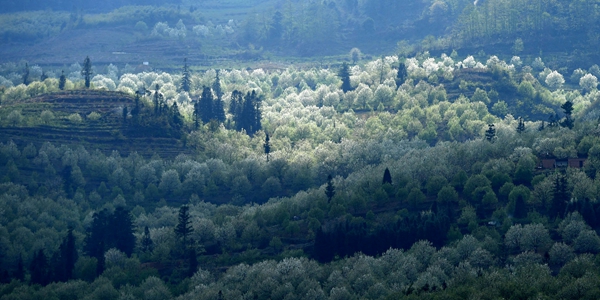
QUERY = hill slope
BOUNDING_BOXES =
[0,90,189,157]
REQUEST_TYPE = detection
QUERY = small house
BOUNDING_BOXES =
[537,157,586,169]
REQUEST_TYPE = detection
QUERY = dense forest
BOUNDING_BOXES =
[2,49,600,299]
[3,0,600,299]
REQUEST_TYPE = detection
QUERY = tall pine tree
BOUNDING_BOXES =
[516,117,525,133]
[396,61,407,86]
[175,205,193,247]
[264,133,271,162]
[59,70,66,90]
[551,174,569,219]
[29,249,50,286]
[22,63,30,85]
[84,208,136,277]
[339,62,352,93]
[198,87,214,124]
[81,56,93,89]
[382,167,392,185]
[485,124,496,142]
[212,71,226,123]
[325,175,336,203]
[180,58,191,92]
[55,227,77,282]
[560,100,574,129]
[141,226,154,252]
[111,207,136,257]
[151,84,164,115]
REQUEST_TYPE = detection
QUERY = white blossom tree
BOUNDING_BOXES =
[545,71,565,89]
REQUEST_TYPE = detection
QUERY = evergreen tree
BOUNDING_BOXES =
[171,102,184,130]
[560,100,574,129]
[29,249,50,286]
[84,210,108,261]
[213,95,226,124]
[59,70,66,90]
[152,84,164,115]
[236,90,262,135]
[111,207,136,257]
[131,93,141,123]
[339,62,352,93]
[175,205,193,246]
[485,124,496,142]
[141,226,154,252]
[198,87,214,124]
[551,174,569,219]
[40,71,48,81]
[325,175,335,203]
[81,56,93,88]
[396,61,407,86]
[212,70,223,103]
[516,117,525,133]
[212,71,226,123]
[55,227,77,282]
[84,208,135,276]
[180,58,191,92]
[382,167,392,185]
[22,63,30,85]
[229,90,242,116]
[264,133,271,162]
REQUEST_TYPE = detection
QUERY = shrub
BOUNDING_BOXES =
[87,112,101,121]
[68,113,83,123]
[40,110,55,124]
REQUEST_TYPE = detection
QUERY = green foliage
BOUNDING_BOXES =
[2,52,600,299]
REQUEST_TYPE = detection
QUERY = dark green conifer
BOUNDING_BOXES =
[111,207,136,256]
[180,58,191,92]
[175,205,193,246]
[485,124,496,142]
[141,226,154,252]
[339,62,352,93]
[560,100,574,129]
[29,249,50,286]
[22,63,30,85]
[198,87,214,124]
[325,175,335,203]
[517,117,525,133]
[59,71,66,90]
[383,167,392,185]
[551,174,569,219]
[81,56,93,88]
[396,61,407,86]
[264,133,271,162]
[171,102,183,130]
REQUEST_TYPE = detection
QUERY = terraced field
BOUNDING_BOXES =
[0,90,190,158]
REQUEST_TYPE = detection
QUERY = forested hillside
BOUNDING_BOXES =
[3,0,600,66]
[2,51,600,299]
